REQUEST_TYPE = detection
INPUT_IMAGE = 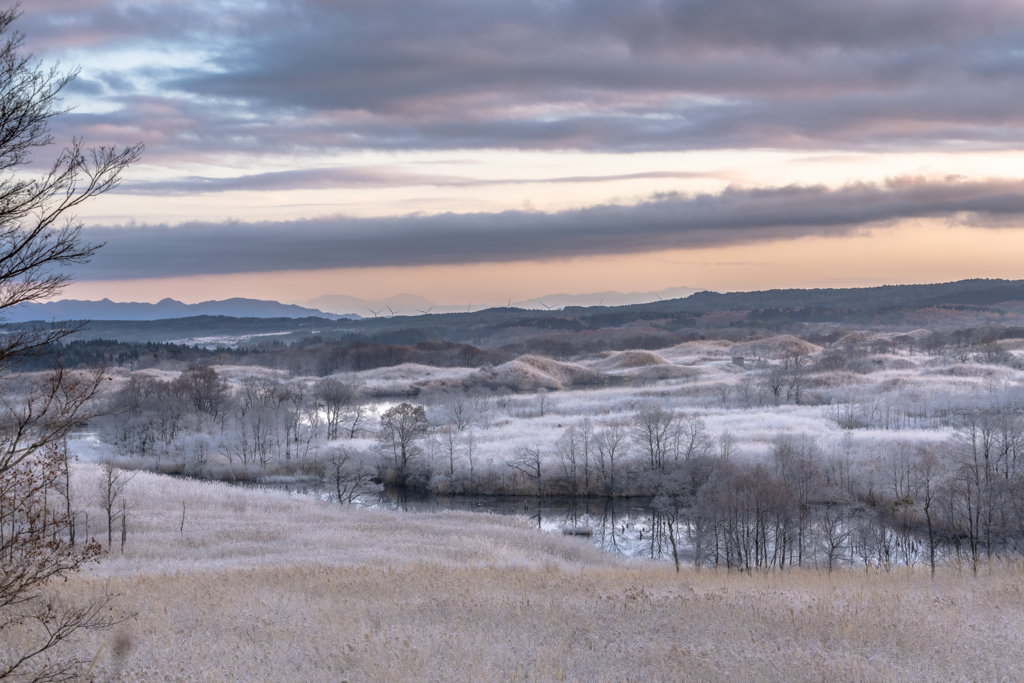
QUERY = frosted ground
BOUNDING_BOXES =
[78,333,1012,480]
[20,463,1024,682]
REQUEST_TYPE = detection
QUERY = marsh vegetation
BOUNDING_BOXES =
[9,464,1024,682]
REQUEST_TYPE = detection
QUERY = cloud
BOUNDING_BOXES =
[21,0,1024,155]
[119,168,706,195]
[77,176,1024,280]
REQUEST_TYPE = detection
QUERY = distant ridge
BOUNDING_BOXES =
[512,286,699,309]
[10,278,1024,344]
[305,286,701,315]
[4,297,356,322]
[9,279,1024,333]
[586,278,1024,314]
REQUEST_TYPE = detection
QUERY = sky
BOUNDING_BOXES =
[19,0,1024,306]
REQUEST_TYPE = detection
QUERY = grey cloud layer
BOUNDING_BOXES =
[23,0,1024,156]
[120,168,705,195]
[77,178,1024,280]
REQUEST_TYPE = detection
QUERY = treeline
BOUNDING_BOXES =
[13,338,224,371]
[655,411,1024,575]
[806,324,1024,353]
[100,366,368,469]
[430,405,1024,575]
[591,278,1024,316]
[15,279,1024,355]
[19,332,702,376]
[13,337,511,373]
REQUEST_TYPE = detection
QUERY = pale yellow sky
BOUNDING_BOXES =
[65,219,1024,305]
[66,147,1024,304]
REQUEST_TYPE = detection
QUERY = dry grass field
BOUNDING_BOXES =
[7,465,1024,682]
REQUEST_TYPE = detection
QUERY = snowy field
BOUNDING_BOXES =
[76,333,1024,496]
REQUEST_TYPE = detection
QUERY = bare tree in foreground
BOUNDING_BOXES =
[0,6,142,679]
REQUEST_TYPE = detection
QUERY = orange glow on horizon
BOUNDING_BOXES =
[61,221,1024,306]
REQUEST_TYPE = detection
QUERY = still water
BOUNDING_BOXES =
[264,480,677,561]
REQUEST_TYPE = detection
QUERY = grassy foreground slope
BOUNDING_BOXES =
[28,467,1024,682]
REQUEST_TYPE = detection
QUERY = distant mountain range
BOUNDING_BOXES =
[10,278,1024,345]
[16,279,1021,327]
[3,297,356,323]
[304,293,439,316]
[304,286,700,316]
[5,286,703,323]
[510,286,700,310]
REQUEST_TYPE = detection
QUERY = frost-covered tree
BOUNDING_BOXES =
[324,446,377,503]
[174,365,229,427]
[508,445,543,497]
[315,377,368,440]
[632,405,675,471]
[97,461,134,552]
[594,426,627,496]
[376,403,429,485]
[315,378,354,440]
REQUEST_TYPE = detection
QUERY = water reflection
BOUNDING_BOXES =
[385,493,691,561]
[265,480,673,561]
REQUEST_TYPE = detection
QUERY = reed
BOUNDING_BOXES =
[8,465,1021,682]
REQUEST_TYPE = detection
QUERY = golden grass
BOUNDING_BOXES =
[15,466,1024,682]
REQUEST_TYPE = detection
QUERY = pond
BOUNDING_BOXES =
[260,481,929,571]
[67,430,680,562]
[261,479,680,562]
